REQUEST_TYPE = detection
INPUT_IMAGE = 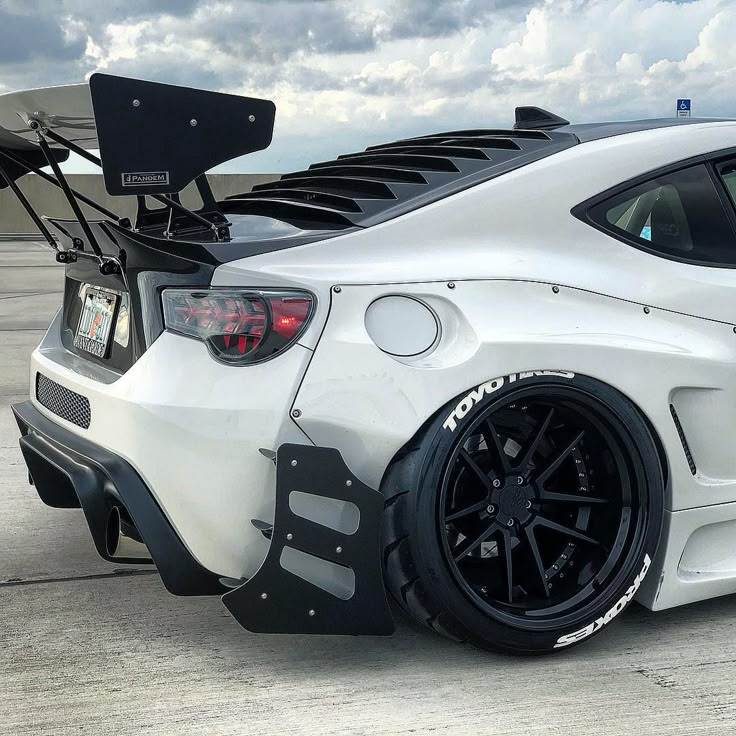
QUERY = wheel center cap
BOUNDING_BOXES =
[499,485,528,517]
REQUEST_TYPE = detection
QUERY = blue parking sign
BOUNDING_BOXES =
[677,98,691,117]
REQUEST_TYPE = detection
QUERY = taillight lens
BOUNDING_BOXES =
[161,289,314,365]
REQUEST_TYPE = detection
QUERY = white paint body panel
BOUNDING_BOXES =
[30,320,312,579]
[28,120,736,611]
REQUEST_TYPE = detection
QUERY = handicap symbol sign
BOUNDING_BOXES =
[677,98,692,117]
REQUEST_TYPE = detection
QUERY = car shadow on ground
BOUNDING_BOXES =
[75,567,736,670]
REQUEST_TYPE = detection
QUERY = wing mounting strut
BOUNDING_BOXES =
[44,128,227,239]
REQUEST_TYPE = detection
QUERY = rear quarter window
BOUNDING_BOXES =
[585,163,736,266]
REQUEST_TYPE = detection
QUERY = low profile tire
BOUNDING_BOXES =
[381,372,664,654]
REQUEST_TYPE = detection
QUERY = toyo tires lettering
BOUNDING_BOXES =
[553,554,652,649]
[442,371,575,432]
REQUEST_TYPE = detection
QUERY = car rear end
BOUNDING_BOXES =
[17,221,321,586]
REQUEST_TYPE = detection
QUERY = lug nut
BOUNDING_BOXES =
[308,609,316,617]
[493,479,501,488]
[486,505,495,515]
[506,519,514,527]
[525,500,532,509]
[517,476,524,485]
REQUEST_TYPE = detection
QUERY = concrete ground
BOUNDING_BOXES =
[2,241,736,736]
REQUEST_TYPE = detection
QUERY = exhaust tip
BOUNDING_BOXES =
[106,506,153,563]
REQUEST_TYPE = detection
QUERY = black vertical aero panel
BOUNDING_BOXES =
[89,73,276,196]
[222,444,395,635]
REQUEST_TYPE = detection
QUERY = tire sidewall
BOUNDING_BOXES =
[406,370,664,653]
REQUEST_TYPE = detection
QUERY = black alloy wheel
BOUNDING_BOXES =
[382,373,664,654]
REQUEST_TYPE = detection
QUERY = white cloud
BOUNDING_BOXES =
[1,0,735,172]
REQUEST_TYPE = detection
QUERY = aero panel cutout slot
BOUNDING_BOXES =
[289,490,360,535]
[280,546,356,600]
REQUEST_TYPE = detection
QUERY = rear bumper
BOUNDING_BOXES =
[13,400,223,596]
[13,402,395,634]
[29,323,314,579]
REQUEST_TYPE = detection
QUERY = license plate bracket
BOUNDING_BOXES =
[74,286,119,358]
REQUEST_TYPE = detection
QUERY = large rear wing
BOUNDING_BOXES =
[0,74,275,268]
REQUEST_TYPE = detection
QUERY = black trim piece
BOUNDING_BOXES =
[514,106,570,131]
[401,128,551,141]
[222,443,395,636]
[225,200,362,230]
[280,165,428,184]
[227,189,364,213]
[367,136,523,151]
[709,158,736,235]
[332,151,462,172]
[669,405,697,475]
[12,400,224,596]
[572,146,736,269]
[253,175,397,199]
[217,198,355,228]
[354,145,492,161]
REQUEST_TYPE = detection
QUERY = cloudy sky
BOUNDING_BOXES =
[1,0,735,173]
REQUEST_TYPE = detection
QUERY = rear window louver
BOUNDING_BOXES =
[223,128,576,229]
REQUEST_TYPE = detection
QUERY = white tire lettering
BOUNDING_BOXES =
[554,554,652,649]
[443,371,575,433]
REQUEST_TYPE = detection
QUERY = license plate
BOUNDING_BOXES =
[74,286,119,358]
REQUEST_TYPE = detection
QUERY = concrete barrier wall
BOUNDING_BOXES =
[0,174,279,235]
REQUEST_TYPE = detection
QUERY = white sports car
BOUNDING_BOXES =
[5,75,736,655]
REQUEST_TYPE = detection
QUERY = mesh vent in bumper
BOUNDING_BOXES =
[35,373,91,429]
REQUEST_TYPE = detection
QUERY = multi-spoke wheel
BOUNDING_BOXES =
[382,373,664,654]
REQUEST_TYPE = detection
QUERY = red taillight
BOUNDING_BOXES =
[271,298,311,339]
[162,289,314,364]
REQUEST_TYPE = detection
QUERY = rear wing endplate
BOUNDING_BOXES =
[0,74,275,266]
[0,73,275,195]
[89,74,275,196]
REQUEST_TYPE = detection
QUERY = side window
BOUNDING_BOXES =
[718,161,736,207]
[588,164,736,265]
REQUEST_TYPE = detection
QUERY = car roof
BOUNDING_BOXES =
[560,117,736,142]
[221,113,736,234]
